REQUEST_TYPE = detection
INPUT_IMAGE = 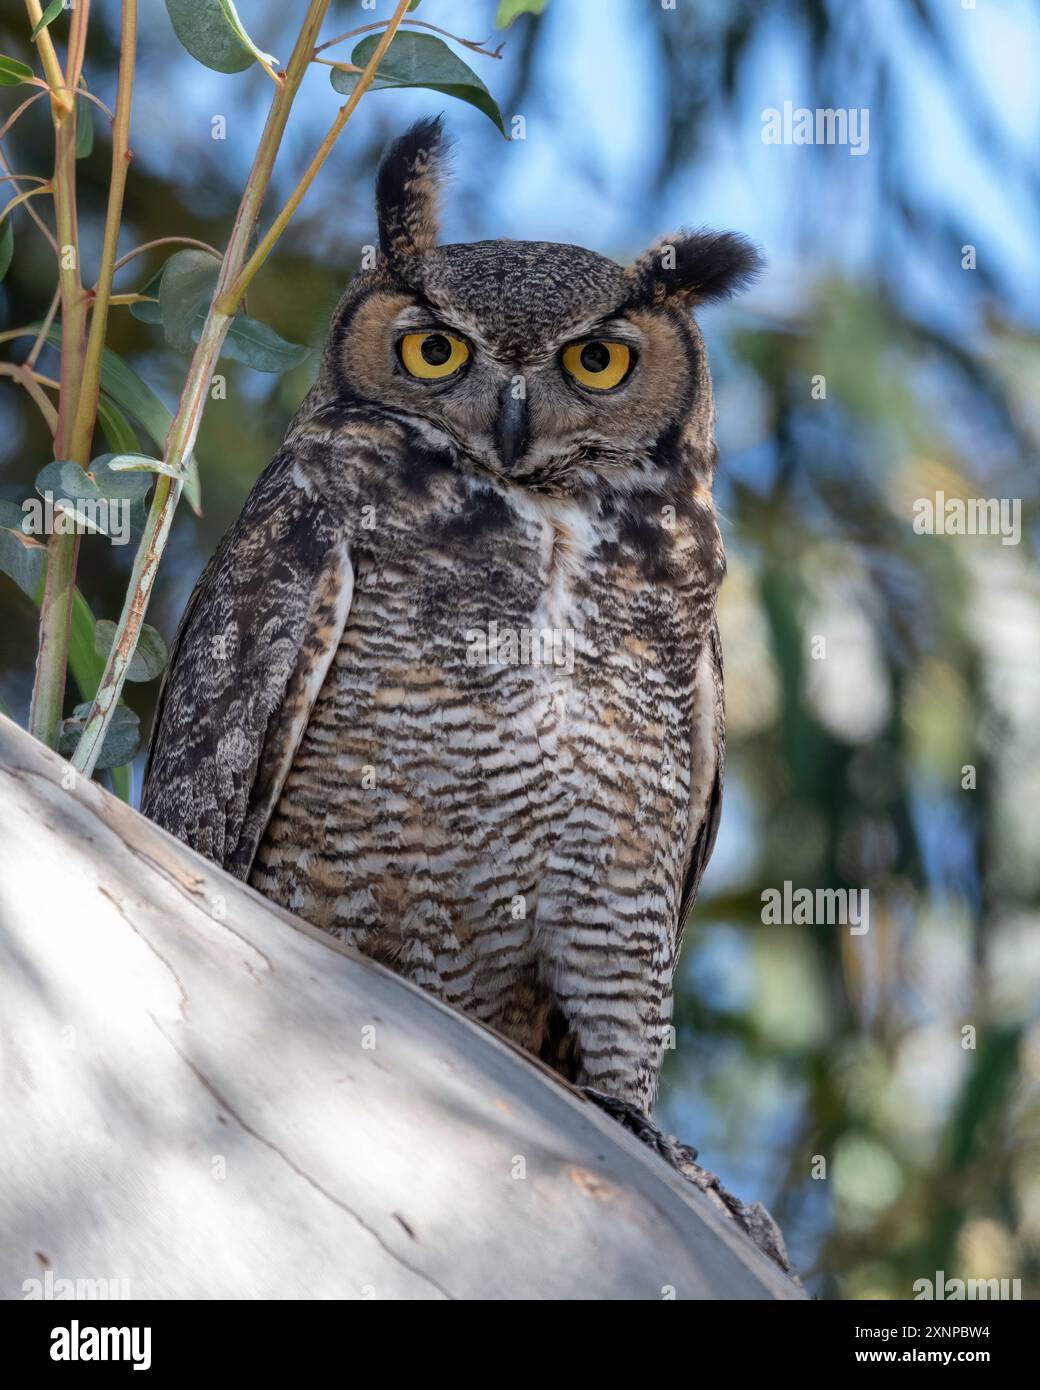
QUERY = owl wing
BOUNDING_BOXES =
[673,618,725,963]
[141,442,355,880]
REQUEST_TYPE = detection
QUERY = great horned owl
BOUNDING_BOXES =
[142,118,761,1117]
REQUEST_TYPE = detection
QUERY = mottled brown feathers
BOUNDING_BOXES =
[142,118,761,1117]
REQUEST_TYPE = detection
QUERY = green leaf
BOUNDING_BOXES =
[19,568,133,799]
[133,257,307,372]
[67,588,103,700]
[0,500,46,599]
[219,313,309,372]
[33,325,204,516]
[0,215,12,283]
[34,456,151,543]
[36,456,153,506]
[0,55,35,87]
[67,592,134,799]
[495,0,548,27]
[59,701,141,771]
[96,394,140,455]
[127,297,160,324]
[96,349,203,514]
[159,248,219,355]
[31,0,65,40]
[28,569,105,715]
[212,0,278,71]
[0,499,27,530]
[69,601,131,803]
[164,0,276,74]
[128,265,165,324]
[103,451,201,515]
[95,618,169,683]
[75,92,94,159]
[105,451,168,474]
[0,527,44,598]
[408,1,422,9]
[330,33,507,137]
[181,460,202,515]
[22,324,204,516]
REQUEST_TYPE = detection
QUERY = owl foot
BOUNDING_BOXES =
[580,1085,799,1281]
[579,1086,698,1163]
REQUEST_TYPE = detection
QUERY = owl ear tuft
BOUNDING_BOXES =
[376,116,451,275]
[625,229,763,308]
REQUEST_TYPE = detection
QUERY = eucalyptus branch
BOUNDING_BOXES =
[26,285,61,368]
[0,173,49,188]
[311,59,361,73]
[74,84,114,122]
[0,89,47,140]
[0,181,52,217]
[63,0,91,96]
[24,0,73,115]
[315,17,505,60]
[110,236,222,277]
[69,0,338,776]
[0,145,56,250]
[0,361,58,433]
[67,0,137,464]
[28,0,91,750]
[216,0,414,316]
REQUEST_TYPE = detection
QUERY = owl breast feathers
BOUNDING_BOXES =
[142,117,761,1115]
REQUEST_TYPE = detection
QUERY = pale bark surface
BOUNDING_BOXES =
[0,716,803,1300]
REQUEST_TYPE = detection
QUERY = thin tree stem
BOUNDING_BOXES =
[0,145,57,251]
[314,17,504,60]
[216,0,414,316]
[74,86,114,121]
[24,0,73,115]
[26,287,60,367]
[67,0,137,464]
[0,88,47,140]
[28,0,90,749]
[70,0,338,776]
[0,361,59,432]
[110,236,222,277]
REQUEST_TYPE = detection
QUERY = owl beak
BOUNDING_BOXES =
[494,385,529,472]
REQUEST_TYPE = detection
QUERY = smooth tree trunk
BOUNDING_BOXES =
[0,715,803,1300]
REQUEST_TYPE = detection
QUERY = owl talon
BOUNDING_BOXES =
[581,1086,798,1279]
[579,1086,699,1163]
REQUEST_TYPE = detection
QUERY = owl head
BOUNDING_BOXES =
[317,117,761,496]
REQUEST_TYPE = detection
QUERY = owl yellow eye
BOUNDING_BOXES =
[399,331,470,380]
[561,339,632,391]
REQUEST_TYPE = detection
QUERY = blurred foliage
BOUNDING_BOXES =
[1,0,1038,1299]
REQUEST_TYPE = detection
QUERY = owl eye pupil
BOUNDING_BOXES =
[580,341,611,373]
[421,334,452,366]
